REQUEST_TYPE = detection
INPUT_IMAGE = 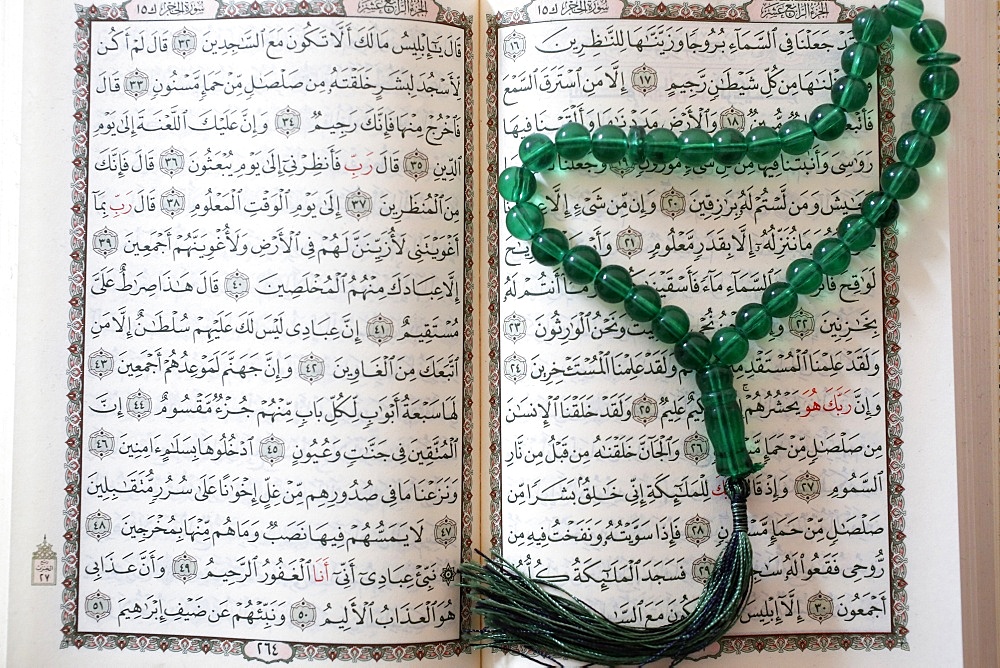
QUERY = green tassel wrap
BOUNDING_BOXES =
[461,478,753,666]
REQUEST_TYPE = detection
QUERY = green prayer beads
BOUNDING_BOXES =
[696,366,755,479]
[896,130,935,168]
[498,166,536,203]
[881,162,920,199]
[519,134,555,172]
[506,202,544,240]
[530,228,567,266]
[678,127,714,166]
[813,238,852,275]
[786,257,824,294]
[745,126,781,163]
[593,265,633,303]
[852,7,891,45]
[623,285,662,322]
[761,282,797,317]
[645,128,678,164]
[911,99,950,136]
[837,214,877,252]
[919,65,959,100]
[554,122,591,159]
[734,303,772,340]
[841,42,878,78]
[713,128,746,166]
[778,119,814,155]
[652,305,690,344]
[591,125,628,163]
[711,327,749,365]
[809,104,847,141]
[831,75,869,112]
[884,0,923,29]
[910,18,946,54]
[562,245,602,284]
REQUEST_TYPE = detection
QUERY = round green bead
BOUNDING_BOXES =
[711,326,750,365]
[852,8,891,45]
[626,126,646,164]
[786,258,824,294]
[910,19,946,54]
[841,42,879,78]
[831,75,869,112]
[896,130,935,168]
[778,119,815,155]
[506,202,544,240]
[809,104,848,141]
[591,125,628,163]
[919,65,959,100]
[713,128,746,166]
[562,245,602,284]
[745,126,781,163]
[884,0,923,29]
[734,303,772,340]
[554,122,591,160]
[837,214,877,252]
[911,99,950,136]
[813,237,852,275]
[674,331,712,371]
[880,162,920,199]
[498,166,536,203]
[519,134,555,172]
[530,228,568,266]
[762,282,798,318]
[652,305,690,344]
[678,128,715,167]
[593,265,633,303]
[624,284,662,322]
[917,52,960,66]
[860,191,900,228]
[645,128,679,164]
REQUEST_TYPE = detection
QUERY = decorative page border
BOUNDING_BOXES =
[63,1,475,660]
[484,1,908,656]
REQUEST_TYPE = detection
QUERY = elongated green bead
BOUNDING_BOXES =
[675,331,712,370]
[779,119,815,155]
[860,191,900,228]
[837,214,877,252]
[624,284,662,322]
[506,202,544,240]
[696,365,755,479]
[554,122,591,159]
[530,228,568,266]
[896,130,935,167]
[745,126,781,163]
[884,0,923,29]
[593,265,633,303]
[713,128,746,166]
[910,19,946,54]
[591,125,628,163]
[841,42,879,78]
[711,326,749,365]
[852,8,891,45]
[562,245,602,284]
[809,103,847,141]
[880,162,920,199]
[917,51,960,66]
[832,75,869,112]
[678,128,714,167]
[734,303,771,340]
[626,126,646,164]
[813,237,852,275]
[911,99,950,136]
[762,281,798,317]
[919,65,959,100]
[519,134,555,172]
[645,128,679,164]
[652,305,690,344]
[498,166,536,203]
[786,257,824,294]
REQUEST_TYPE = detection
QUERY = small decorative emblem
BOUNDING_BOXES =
[434,517,457,546]
[660,187,686,218]
[298,353,325,384]
[691,555,715,584]
[91,227,118,257]
[275,107,301,137]
[123,69,149,99]
[224,270,250,301]
[608,162,634,176]
[366,314,393,344]
[502,313,527,342]
[171,28,197,57]
[683,433,710,463]
[84,591,112,621]
[31,537,58,586]
[440,565,457,585]
[87,349,114,379]
[684,515,711,546]
[126,389,152,420]
[159,187,185,218]
[502,353,527,383]
[807,591,834,622]
[631,394,658,425]
[290,599,317,630]
[616,227,643,258]
[631,64,658,95]
[788,308,815,339]
[259,435,285,465]
[345,189,372,220]
[502,30,526,60]
[795,471,821,502]
[403,149,429,180]
[159,147,185,176]
[88,428,116,459]
[172,552,198,582]
[719,105,746,132]
[85,510,112,541]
